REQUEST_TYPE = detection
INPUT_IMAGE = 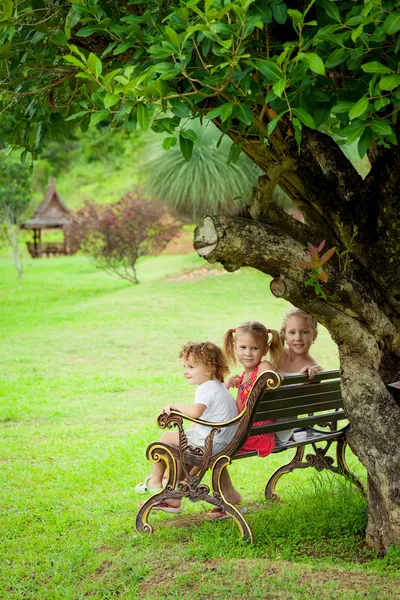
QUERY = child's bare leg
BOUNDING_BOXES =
[146,431,182,507]
[147,431,179,489]
[220,468,242,505]
[205,468,242,519]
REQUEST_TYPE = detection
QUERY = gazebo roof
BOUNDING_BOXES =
[22,179,72,229]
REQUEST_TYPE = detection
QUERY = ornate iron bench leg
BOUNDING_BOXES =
[135,444,181,535]
[335,438,366,496]
[211,455,254,543]
[265,438,366,502]
[265,446,305,502]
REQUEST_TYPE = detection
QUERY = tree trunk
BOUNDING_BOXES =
[194,212,400,551]
[2,221,23,279]
[11,228,23,280]
[339,357,400,550]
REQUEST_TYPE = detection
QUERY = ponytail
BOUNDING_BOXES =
[268,329,284,369]
[223,328,237,367]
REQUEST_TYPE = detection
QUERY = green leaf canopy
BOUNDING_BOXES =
[0,0,399,159]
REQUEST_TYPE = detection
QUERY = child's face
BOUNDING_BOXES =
[235,331,267,371]
[284,316,316,354]
[183,355,210,385]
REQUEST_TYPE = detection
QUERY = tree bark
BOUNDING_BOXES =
[194,213,400,551]
[1,221,23,279]
[223,124,400,319]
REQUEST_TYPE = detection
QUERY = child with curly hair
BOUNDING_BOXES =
[136,341,238,513]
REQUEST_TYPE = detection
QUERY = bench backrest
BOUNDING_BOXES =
[252,370,345,436]
[221,370,345,457]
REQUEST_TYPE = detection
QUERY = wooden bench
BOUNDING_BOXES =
[136,370,365,543]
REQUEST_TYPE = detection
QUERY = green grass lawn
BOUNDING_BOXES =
[1,250,399,600]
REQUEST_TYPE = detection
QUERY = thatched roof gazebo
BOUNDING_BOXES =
[22,179,74,258]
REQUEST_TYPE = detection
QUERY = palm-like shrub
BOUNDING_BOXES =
[141,120,262,219]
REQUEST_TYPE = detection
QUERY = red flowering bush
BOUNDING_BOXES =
[65,189,181,283]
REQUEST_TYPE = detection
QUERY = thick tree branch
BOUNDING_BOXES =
[194,214,307,277]
[225,127,400,310]
[249,174,336,246]
[230,131,344,236]
[229,128,362,244]
[301,128,364,206]
[194,216,400,364]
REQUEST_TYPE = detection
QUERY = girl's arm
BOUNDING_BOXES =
[162,402,206,418]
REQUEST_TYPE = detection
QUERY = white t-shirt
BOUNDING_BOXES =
[187,380,238,448]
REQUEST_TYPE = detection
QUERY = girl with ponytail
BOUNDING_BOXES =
[206,321,284,520]
[223,321,283,456]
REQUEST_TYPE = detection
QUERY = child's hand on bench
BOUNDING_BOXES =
[299,364,323,379]
[225,374,241,389]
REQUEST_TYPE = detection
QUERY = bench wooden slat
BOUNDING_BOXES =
[260,380,341,402]
[256,397,344,420]
[259,388,343,412]
[277,370,340,385]
[249,410,346,434]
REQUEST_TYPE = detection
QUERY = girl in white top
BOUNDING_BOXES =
[277,308,323,443]
[138,341,238,513]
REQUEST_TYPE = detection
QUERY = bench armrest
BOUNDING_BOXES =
[157,408,246,430]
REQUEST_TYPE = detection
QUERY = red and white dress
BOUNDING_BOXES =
[237,365,275,457]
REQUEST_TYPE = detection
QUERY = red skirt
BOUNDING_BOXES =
[238,420,275,457]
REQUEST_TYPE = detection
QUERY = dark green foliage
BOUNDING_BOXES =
[0,1,398,161]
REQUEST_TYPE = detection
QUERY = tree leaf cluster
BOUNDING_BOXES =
[0,0,399,161]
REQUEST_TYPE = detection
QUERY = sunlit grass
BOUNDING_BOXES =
[0,251,398,599]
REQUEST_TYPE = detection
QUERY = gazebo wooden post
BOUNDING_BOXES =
[38,229,42,257]
[33,229,41,258]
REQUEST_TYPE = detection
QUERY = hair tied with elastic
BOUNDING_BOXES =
[267,328,271,333]
[233,328,236,333]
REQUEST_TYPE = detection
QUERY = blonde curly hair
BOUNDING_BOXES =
[179,341,229,382]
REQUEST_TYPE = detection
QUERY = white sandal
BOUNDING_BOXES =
[134,475,163,494]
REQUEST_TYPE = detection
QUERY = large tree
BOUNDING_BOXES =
[0,0,399,550]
